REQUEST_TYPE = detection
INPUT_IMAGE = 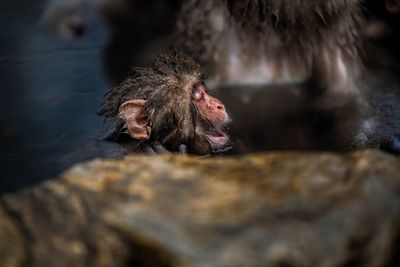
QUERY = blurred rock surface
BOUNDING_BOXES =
[1,150,400,267]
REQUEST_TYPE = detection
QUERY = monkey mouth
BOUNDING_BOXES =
[207,130,230,150]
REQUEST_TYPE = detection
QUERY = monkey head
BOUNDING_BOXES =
[101,51,231,154]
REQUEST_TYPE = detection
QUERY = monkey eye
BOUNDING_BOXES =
[192,87,203,101]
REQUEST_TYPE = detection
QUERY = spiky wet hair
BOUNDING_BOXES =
[100,51,205,148]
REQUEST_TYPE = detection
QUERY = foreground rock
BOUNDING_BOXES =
[1,151,400,267]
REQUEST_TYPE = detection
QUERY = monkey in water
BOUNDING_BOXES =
[100,51,231,155]
[176,0,364,102]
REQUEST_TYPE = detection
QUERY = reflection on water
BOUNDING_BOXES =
[1,0,400,194]
[213,85,367,153]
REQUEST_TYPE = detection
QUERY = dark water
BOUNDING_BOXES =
[0,0,111,192]
[0,0,181,193]
[1,0,399,194]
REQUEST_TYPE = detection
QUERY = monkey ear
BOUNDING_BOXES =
[119,99,151,140]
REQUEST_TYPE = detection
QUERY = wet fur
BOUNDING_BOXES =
[100,51,212,153]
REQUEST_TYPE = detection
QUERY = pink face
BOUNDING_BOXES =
[192,84,230,150]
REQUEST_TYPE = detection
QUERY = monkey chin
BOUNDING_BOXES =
[198,115,231,152]
[205,130,230,152]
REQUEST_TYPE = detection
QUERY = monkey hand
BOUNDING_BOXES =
[178,144,188,154]
[141,141,189,155]
[142,141,169,154]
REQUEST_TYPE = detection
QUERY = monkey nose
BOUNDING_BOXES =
[216,103,225,111]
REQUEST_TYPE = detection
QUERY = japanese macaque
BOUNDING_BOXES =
[40,0,181,39]
[100,51,231,154]
[40,0,124,39]
[176,0,364,99]
[40,0,182,82]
